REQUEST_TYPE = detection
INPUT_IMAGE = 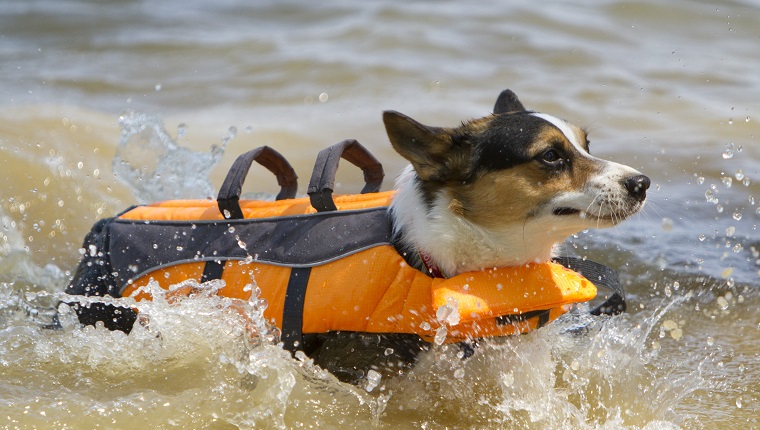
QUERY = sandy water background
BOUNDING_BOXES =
[1,1,759,428]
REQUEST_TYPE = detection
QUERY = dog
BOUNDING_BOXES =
[308,89,649,383]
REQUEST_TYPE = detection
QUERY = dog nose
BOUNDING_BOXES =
[624,175,650,199]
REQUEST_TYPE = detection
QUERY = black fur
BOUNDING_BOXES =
[493,89,526,114]
[474,112,549,173]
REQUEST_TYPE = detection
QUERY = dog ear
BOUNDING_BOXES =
[493,89,526,114]
[383,110,452,181]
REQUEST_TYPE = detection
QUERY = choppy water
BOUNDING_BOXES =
[1,0,759,428]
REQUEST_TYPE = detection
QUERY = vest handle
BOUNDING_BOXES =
[217,146,298,219]
[307,139,384,212]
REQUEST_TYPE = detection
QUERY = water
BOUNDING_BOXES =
[1,0,759,428]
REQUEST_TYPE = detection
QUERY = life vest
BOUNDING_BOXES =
[66,141,623,350]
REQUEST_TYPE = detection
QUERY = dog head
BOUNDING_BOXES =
[384,89,649,275]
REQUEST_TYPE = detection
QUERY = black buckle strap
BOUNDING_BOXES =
[553,256,626,316]
[307,139,384,212]
[218,146,298,220]
[281,267,312,353]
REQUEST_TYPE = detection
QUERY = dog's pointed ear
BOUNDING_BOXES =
[383,110,452,181]
[493,89,526,114]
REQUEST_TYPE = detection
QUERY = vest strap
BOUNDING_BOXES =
[218,146,298,219]
[281,267,312,352]
[200,260,225,283]
[308,139,384,212]
[496,309,551,327]
[553,256,626,316]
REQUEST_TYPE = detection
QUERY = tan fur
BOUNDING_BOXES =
[448,126,600,229]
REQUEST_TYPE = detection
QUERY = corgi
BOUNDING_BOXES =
[385,89,649,277]
[310,90,649,383]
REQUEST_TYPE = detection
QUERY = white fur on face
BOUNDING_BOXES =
[530,112,646,224]
[530,113,589,154]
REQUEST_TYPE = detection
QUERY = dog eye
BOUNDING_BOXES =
[540,149,561,163]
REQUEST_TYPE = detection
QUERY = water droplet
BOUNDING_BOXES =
[319,93,329,103]
[420,321,431,331]
[661,217,673,232]
[717,205,724,213]
[722,176,733,188]
[743,177,751,186]
[176,246,184,251]
[746,116,751,123]
[177,123,188,138]
[706,336,715,346]
[722,142,734,159]
[698,234,706,241]
[453,368,465,379]
[735,169,745,181]
[717,296,729,310]
[154,83,162,91]
[223,209,231,219]
[365,370,382,392]
[733,243,743,253]
[433,326,447,345]
[726,226,735,237]
[736,396,743,409]
[228,226,236,233]
[696,176,705,184]
[705,189,719,204]
[733,212,742,221]
[384,348,394,356]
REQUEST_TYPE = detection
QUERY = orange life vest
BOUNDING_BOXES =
[117,191,597,344]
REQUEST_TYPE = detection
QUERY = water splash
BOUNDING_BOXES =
[113,112,230,203]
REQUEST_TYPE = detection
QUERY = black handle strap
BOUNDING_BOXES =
[553,256,627,316]
[307,139,384,212]
[217,146,298,219]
